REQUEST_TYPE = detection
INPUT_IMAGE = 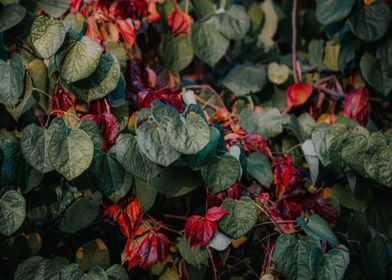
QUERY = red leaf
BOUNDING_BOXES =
[51,87,76,116]
[138,232,170,270]
[123,239,142,270]
[70,0,82,13]
[117,212,132,238]
[302,192,338,229]
[185,210,226,247]
[137,87,183,112]
[205,207,229,222]
[85,16,103,42]
[116,20,136,48]
[103,203,120,219]
[168,10,191,36]
[272,156,302,200]
[207,181,242,208]
[286,82,313,111]
[125,199,143,235]
[243,134,270,157]
[343,87,369,125]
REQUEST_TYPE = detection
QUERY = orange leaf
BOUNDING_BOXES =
[286,82,313,111]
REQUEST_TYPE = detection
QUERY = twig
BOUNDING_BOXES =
[291,0,298,83]
[208,248,219,280]
[255,203,283,233]
[163,214,188,221]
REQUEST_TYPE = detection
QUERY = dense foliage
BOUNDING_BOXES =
[0,0,391,279]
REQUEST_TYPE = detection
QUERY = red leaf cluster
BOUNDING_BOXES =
[343,87,369,125]
[81,99,120,151]
[104,198,170,270]
[286,82,313,111]
[126,58,183,111]
[185,207,228,247]
[207,181,242,208]
[168,10,191,36]
[272,156,303,200]
[97,0,149,21]
[243,134,271,157]
[51,86,76,117]
[123,231,170,270]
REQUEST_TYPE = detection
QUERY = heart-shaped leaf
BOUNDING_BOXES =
[47,118,94,181]
[167,111,210,155]
[348,0,392,42]
[246,152,273,188]
[0,4,26,32]
[31,15,66,58]
[272,234,320,280]
[0,190,26,236]
[161,34,193,73]
[63,52,121,102]
[116,133,161,181]
[0,54,25,107]
[202,154,241,193]
[315,0,355,25]
[267,62,290,85]
[136,121,180,167]
[61,36,102,83]
[20,123,54,174]
[310,246,349,280]
[218,197,258,239]
[190,21,229,67]
[296,214,338,247]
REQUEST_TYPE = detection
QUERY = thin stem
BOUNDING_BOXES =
[33,87,52,99]
[208,248,219,280]
[163,214,188,221]
[291,0,298,83]
[185,0,189,14]
[255,203,283,233]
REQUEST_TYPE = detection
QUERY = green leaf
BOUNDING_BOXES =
[6,73,37,121]
[106,264,129,280]
[21,123,54,174]
[267,62,290,85]
[311,124,331,166]
[315,0,355,25]
[209,5,250,40]
[161,34,193,73]
[208,231,231,251]
[0,54,25,107]
[222,64,267,96]
[89,146,132,203]
[246,152,273,188]
[377,40,392,78]
[348,0,392,42]
[134,178,157,212]
[361,235,392,278]
[239,108,288,138]
[0,190,26,236]
[14,256,44,280]
[153,166,202,197]
[63,52,121,102]
[301,139,319,183]
[61,36,102,83]
[167,111,210,155]
[59,192,101,233]
[296,214,338,247]
[59,263,84,280]
[218,197,258,239]
[31,16,66,58]
[76,239,110,272]
[308,39,324,67]
[326,124,349,168]
[201,153,241,193]
[178,235,208,267]
[341,127,369,175]
[364,146,392,187]
[84,267,107,280]
[136,121,181,167]
[151,100,181,130]
[116,133,161,181]
[37,0,69,18]
[310,247,349,280]
[360,51,392,96]
[272,234,320,280]
[47,118,94,181]
[0,4,26,32]
[190,21,229,67]
[328,185,366,211]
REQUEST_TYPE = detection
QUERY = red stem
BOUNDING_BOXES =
[291,0,298,83]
